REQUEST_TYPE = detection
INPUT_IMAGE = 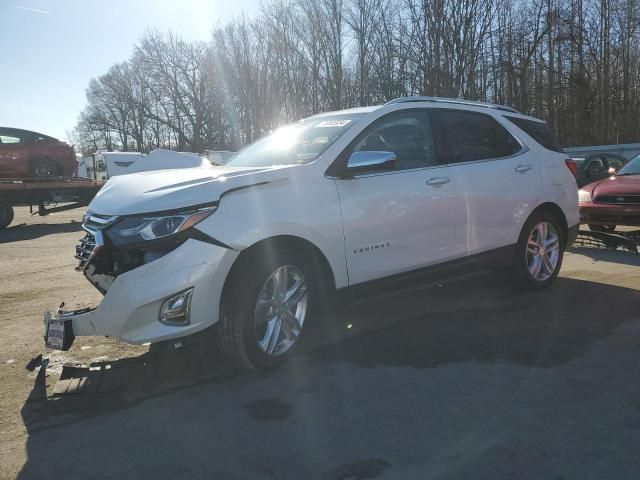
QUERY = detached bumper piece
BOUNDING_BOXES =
[44,305,94,350]
[573,229,638,254]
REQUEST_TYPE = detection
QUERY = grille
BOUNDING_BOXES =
[595,195,640,205]
[75,232,96,263]
[83,213,119,233]
[75,213,118,269]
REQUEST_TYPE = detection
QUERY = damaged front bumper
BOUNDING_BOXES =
[45,235,238,350]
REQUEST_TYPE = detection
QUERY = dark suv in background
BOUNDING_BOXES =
[0,127,77,179]
[572,153,629,188]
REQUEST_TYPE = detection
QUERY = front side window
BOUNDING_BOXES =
[0,129,23,144]
[349,110,437,171]
[226,114,363,168]
[430,110,521,163]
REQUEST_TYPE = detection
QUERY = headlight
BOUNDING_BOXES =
[106,206,217,246]
[578,189,592,203]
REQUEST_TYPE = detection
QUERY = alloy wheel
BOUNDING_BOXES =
[526,221,561,281]
[254,265,308,356]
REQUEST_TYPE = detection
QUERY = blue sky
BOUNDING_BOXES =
[0,0,259,141]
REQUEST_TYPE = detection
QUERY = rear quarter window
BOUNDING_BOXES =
[504,116,562,153]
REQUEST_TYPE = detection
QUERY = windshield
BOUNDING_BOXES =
[226,115,362,168]
[617,154,640,175]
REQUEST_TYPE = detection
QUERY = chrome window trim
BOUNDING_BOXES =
[330,163,451,180]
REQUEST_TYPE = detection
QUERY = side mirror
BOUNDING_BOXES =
[343,151,396,177]
[608,167,617,175]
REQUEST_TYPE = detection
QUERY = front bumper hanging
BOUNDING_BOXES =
[44,303,95,351]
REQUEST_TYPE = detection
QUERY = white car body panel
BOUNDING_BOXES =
[334,165,457,284]
[450,153,542,255]
[70,239,237,343]
[196,164,349,288]
[90,164,292,215]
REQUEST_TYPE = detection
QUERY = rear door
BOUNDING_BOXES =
[332,109,458,285]
[429,108,542,256]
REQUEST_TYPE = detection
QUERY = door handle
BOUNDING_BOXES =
[515,164,532,173]
[426,177,451,186]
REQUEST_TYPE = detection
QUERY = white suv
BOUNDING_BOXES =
[45,97,579,370]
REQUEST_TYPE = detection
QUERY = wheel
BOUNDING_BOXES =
[0,199,14,230]
[513,211,565,290]
[589,224,616,233]
[217,249,316,370]
[31,159,61,178]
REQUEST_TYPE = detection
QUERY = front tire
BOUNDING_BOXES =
[513,211,565,291]
[217,250,315,370]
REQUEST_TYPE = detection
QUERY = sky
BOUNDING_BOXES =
[0,0,260,141]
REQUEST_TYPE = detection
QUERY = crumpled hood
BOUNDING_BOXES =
[89,164,290,215]
[585,175,640,198]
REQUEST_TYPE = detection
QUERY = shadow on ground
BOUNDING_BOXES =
[17,272,640,479]
[20,275,637,435]
[0,221,82,243]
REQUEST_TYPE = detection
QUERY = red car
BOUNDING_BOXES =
[579,153,640,231]
[0,127,77,179]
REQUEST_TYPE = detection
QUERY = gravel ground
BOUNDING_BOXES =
[1,207,639,479]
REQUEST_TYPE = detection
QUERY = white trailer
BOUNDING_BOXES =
[80,149,207,180]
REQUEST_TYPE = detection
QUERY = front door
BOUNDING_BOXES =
[332,109,457,285]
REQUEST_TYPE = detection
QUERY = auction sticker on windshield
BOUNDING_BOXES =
[316,120,351,128]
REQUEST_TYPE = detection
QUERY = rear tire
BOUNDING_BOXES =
[0,199,14,230]
[216,249,318,370]
[31,159,61,178]
[513,210,565,291]
[589,224,616,233]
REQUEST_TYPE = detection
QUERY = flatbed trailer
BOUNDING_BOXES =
[0,177,105,230]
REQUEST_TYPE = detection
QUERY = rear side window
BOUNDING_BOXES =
[429,110,521,163]
[504,116,562,152]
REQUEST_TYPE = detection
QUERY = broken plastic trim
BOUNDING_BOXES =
[573,230,639,254]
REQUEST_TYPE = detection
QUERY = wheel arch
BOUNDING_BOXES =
[528,202,569,246]
[222,234,337,299]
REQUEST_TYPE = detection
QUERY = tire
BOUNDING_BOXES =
[513,210,565,291]
[31,159,61,178]
[216,249,319,370]
[589,224,616,233]
[0,199,14,230]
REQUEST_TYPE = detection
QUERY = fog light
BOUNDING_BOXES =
[159,288,193,326]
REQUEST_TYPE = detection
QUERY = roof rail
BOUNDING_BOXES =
[384,96,519,114]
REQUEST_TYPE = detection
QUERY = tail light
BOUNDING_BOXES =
[565,158,578,177]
